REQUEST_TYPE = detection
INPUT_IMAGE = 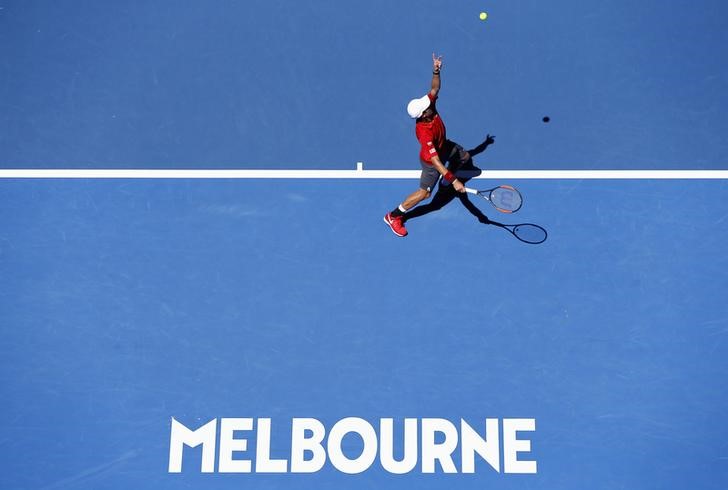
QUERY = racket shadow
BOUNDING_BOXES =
[453,174,547,244]
[486,220,548,244]
[461,195,548,245]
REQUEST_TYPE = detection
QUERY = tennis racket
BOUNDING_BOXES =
[464,185,523,213]
[490,221,547,244]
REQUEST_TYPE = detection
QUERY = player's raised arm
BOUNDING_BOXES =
[468,134,496,158]
[430,53,442,97]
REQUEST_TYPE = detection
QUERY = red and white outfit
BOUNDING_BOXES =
[415,93,447,165]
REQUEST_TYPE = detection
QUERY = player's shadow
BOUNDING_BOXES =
[402,168,492,224]
[403,135,496,225]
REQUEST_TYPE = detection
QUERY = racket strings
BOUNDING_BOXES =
[489,187,522,212]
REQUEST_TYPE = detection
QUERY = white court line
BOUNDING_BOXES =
[0,169,727,179]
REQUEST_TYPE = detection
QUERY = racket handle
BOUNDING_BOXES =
[464,187,477,195]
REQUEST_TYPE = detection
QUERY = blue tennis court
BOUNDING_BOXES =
[2,1,728,489]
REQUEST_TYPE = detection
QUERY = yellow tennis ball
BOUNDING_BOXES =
[479,12,488,21]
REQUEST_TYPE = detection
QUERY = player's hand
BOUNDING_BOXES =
[453,179,465,193]
[485,134,495,146]
[432,53,443,72]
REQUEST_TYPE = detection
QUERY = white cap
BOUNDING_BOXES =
[407,94,431,119]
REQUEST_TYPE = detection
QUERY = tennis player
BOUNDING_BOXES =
[384,53,466,237]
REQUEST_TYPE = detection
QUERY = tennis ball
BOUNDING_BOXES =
[479,12,488,21]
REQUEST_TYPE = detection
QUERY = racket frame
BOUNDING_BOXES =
[465,184,523,213]
[493,222,547,244]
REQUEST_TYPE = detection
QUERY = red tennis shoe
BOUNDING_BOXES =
[384,212,408,237]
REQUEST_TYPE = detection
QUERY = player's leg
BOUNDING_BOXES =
[384,163,438,236]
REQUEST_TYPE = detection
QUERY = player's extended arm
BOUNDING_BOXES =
[430,53,442,97]
[430,155,465,193]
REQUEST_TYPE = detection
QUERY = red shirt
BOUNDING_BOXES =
[415,93,446,165]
